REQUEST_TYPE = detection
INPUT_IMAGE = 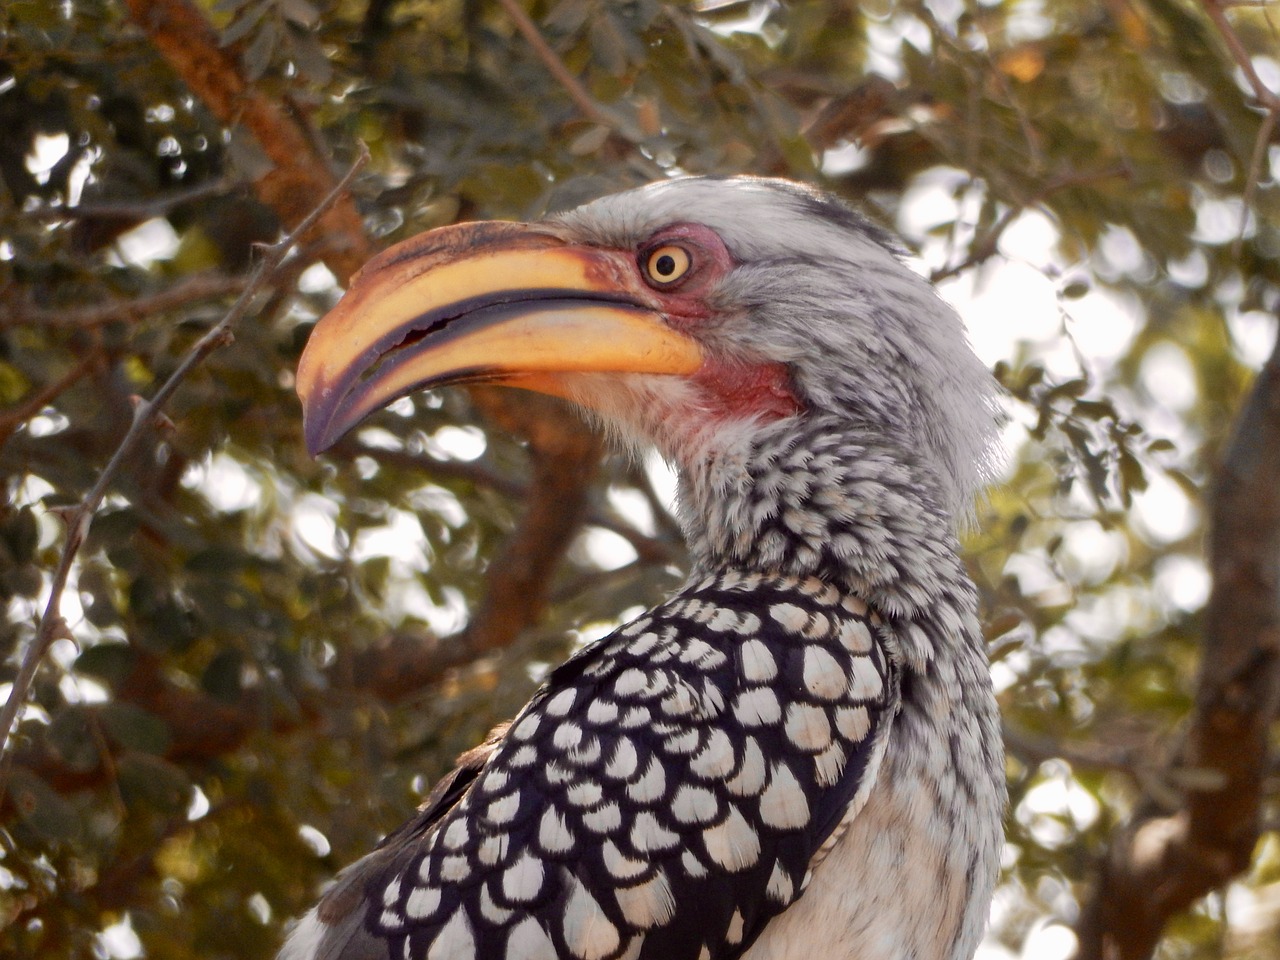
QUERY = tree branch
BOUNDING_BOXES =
[494,0,643,143]
[1199,0,1280,255]
[462,387,604,654]
[0,148,369,789]
[125,0,609,679]
[0,355,101,448]
[1,273,250,329]
[122,0,373,280]
[1074,316,1280,960]
[930,166,1129,283]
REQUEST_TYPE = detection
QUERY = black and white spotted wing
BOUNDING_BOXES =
[361,571,897,960]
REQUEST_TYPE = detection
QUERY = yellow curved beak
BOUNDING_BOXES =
[296,221,703,454]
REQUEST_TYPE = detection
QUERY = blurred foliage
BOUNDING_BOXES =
[0,0,1278,958]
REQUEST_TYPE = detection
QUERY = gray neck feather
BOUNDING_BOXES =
[676,413,980,673]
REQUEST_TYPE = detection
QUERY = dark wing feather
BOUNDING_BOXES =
[290,572,896,960]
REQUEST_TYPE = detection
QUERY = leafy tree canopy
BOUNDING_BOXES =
[1,1,1278,958]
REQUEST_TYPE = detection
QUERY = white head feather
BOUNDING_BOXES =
[555,176,1003,524]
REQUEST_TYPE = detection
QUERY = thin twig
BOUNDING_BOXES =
[1,273,249,329]
[930,166,1129,283]
[23,178,238,223]
[0,146,370,775]
[1202,0,1280,113]
[1236,108,1276,258]
[0,354,100,448]
[494,0,643,142]
[1201,0,1280,254]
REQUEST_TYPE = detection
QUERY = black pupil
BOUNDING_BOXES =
[654,253,677,277]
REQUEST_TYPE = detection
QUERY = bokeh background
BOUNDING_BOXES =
[2,1,1279,958]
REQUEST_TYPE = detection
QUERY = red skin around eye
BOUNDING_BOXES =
[639,223,803,424]
[641,222,736,325]
[603,222,803,425]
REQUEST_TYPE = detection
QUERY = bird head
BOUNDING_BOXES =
[297,177,1001,523]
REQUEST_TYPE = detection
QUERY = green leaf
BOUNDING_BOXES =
[45,706,102,772]
[7,768,83,843]
[202,648,245,703]
[116,753,192,815]
[74,642,136,686]
[100,702,171,755]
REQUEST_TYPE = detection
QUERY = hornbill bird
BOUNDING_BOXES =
[285,177,1005,960]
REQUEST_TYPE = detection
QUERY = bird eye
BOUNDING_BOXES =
[643,245,692,286]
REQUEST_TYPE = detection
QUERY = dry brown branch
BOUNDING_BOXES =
[1073,317,1280,960]
[0,148,369,787]
[463,387,604,655]
[0,355,101,448]
[24,178,237,223]
[340,438,681,565]
[1200,0,1280,254]
[123,0,608,697]
[494,0,643,142]
[122,0,372,279]
[1002,721,1147,776]
[1,273,249,329]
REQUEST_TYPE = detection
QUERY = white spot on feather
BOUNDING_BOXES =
[848,657,883,700]
[582,801,622,833]
[544,688,577,717]
[759,762,810,829]
[726,908,745,945]
[663,727,701,755]
[426,911,475,960]
[626,758,666,804]
[480,883,513,924]
[766,861,795,904]
[739,639,777,682]
[477,833,509,865]
[814,740,848,786]
[563,877,622,960]
[405,885,441,920]
[603,840,648,880]
[381,876,401,907]
[554,722,585,751]
[443,819,470,849]
[512,713,541,741]
[566,781,605,807]
[538,807,576,854]
[614,868,676,929]
[614,668,648,697]
[586,698,619,725]
[440,855,470,881]
[682,849,709,878]
[802,647,846,700]
[605,738,640,779]
[785,702,833,751]
[672,784,720,825]
[835,705,871,741]
[837,618,873,653]
[503,853,545,903]
[631,811,679,852]
[770,602,808,633]
[732,687,781,726]
[702,805,760,870]
[507,917,558,959]
[725,737,767,796]
[690,729,736,779]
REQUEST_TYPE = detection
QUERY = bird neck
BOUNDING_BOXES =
[676,413,977,672]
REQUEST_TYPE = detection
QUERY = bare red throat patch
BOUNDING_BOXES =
[695,356,802,423]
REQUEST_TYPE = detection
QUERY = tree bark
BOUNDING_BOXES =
[1074,322,1280,959]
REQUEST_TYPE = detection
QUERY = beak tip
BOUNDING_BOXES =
[301,401,342,456]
